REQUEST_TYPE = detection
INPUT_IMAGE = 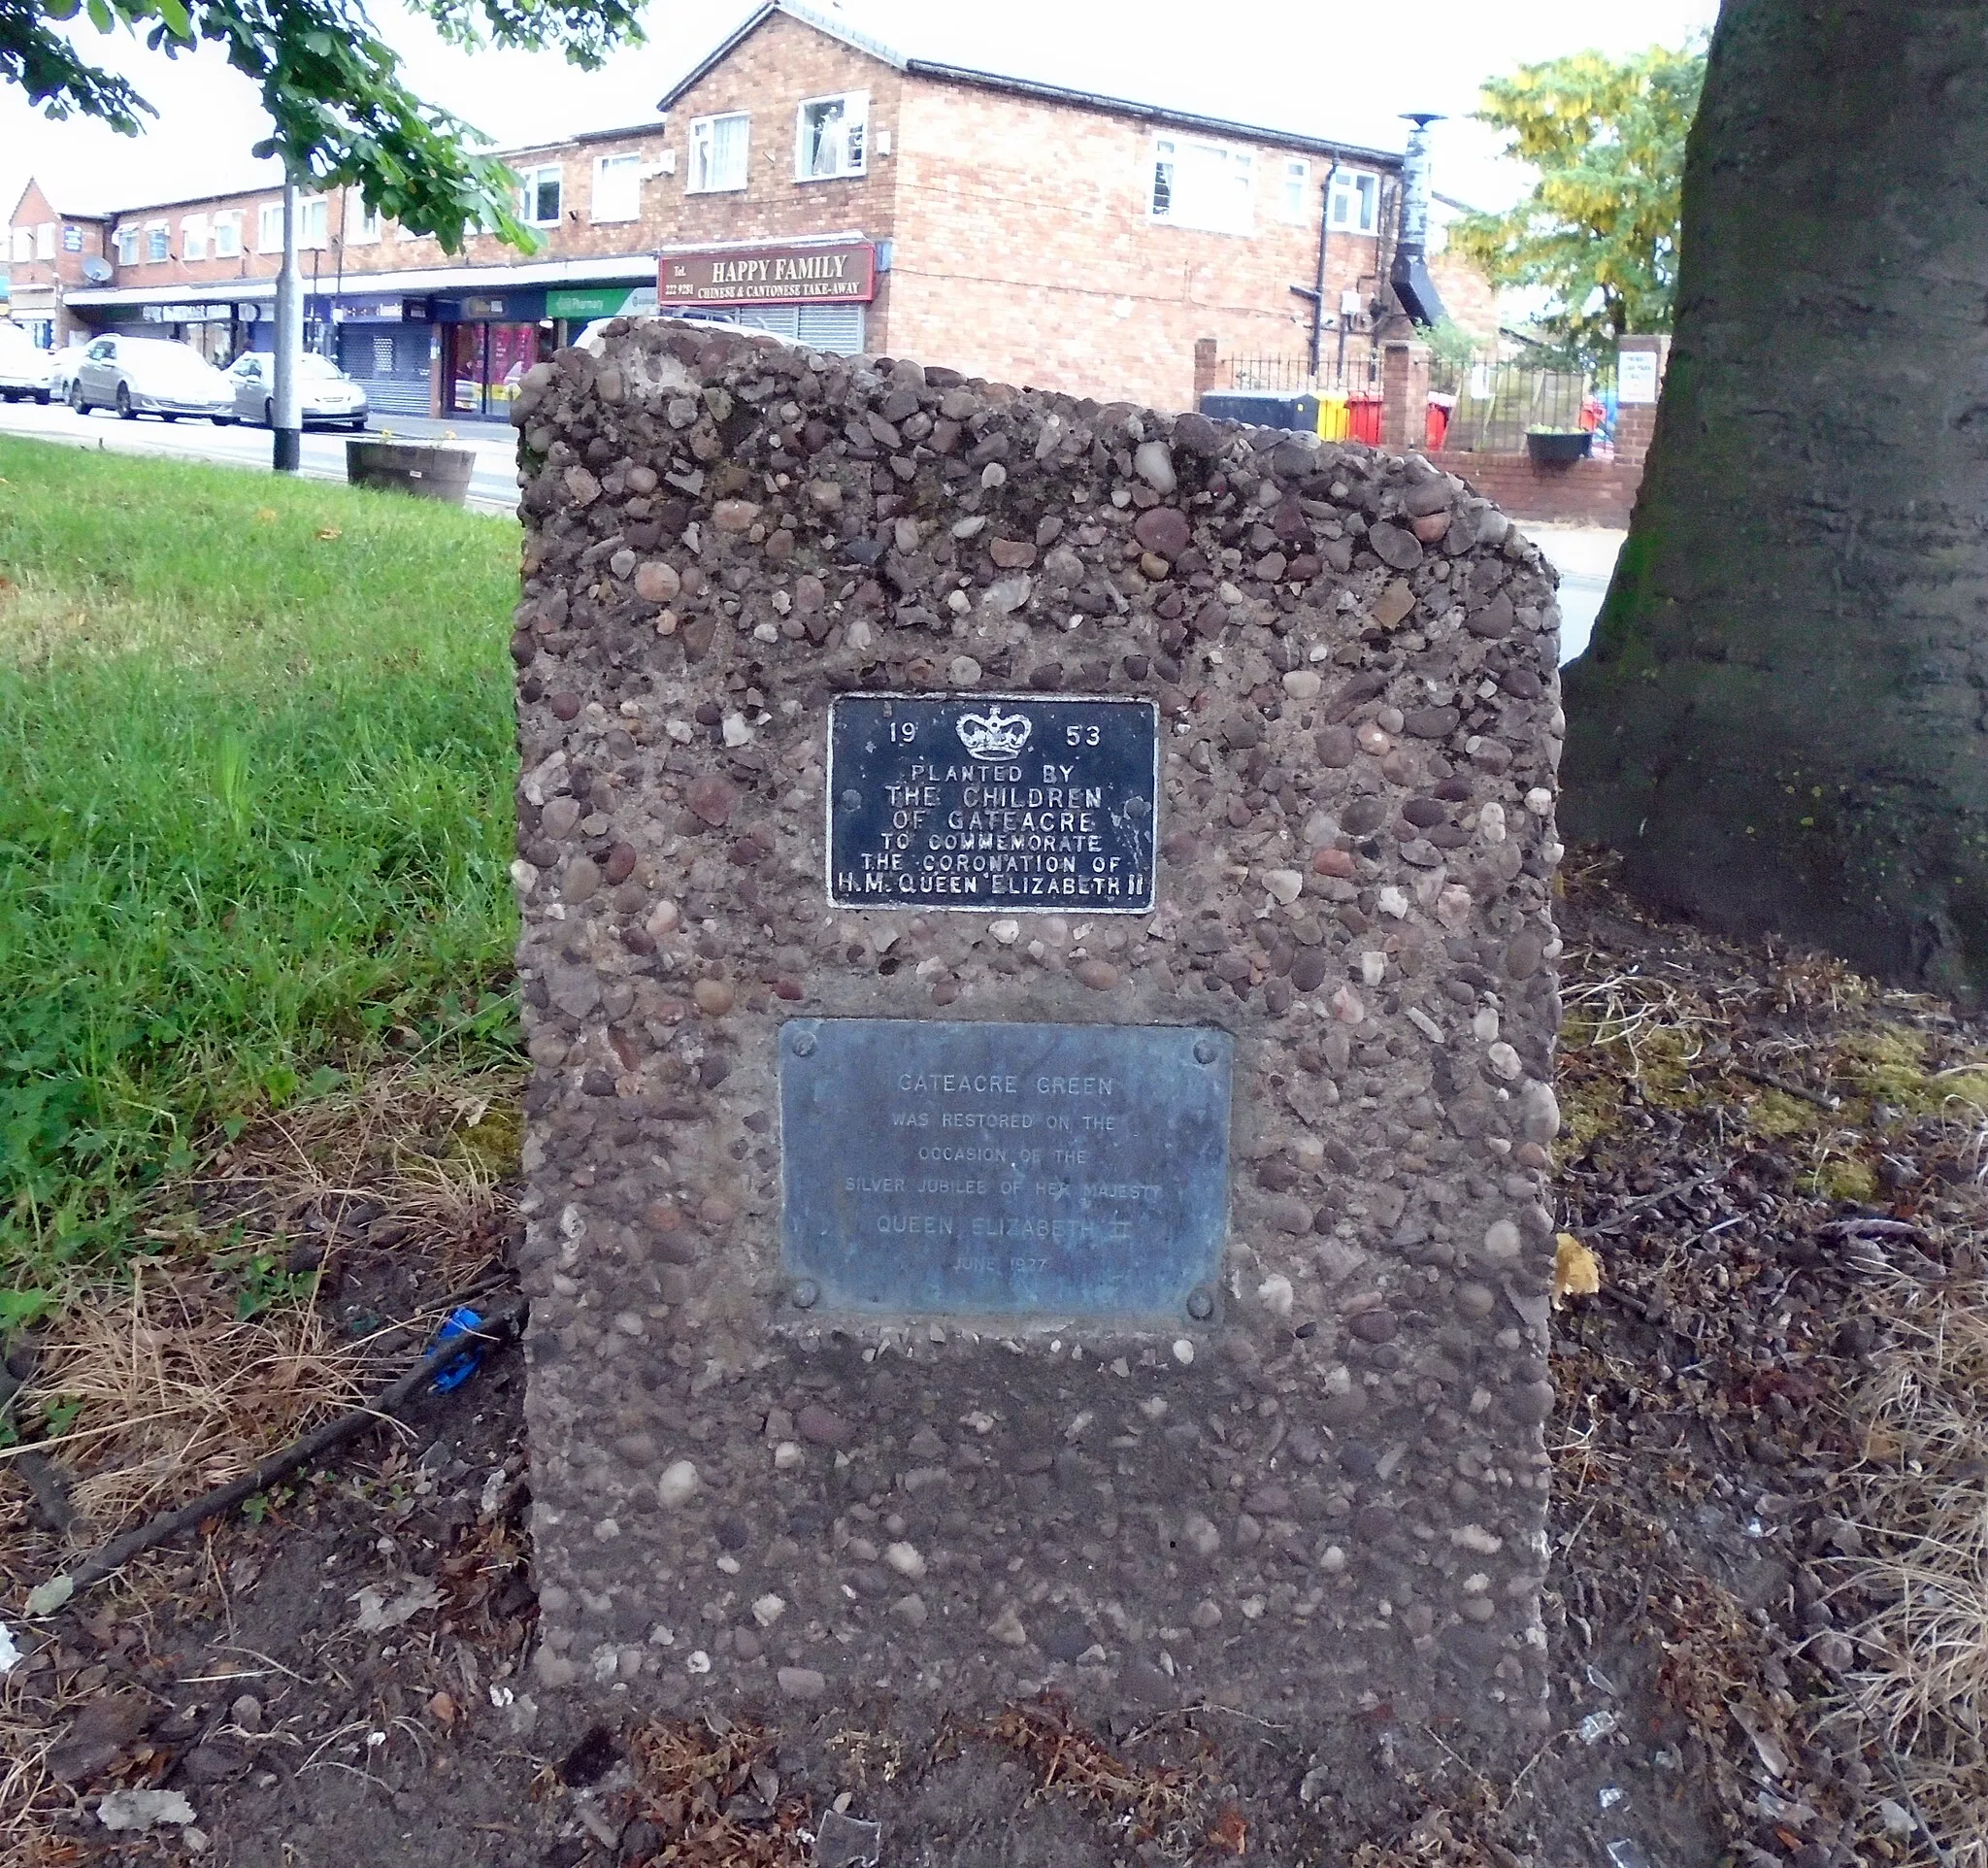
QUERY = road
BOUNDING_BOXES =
[0,399,1623,652]
[0,397,522,515]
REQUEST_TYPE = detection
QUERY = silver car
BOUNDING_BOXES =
[226,350,370,431]
[71,336,235,422]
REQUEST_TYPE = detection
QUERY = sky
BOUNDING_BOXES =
[3,0,1722,224]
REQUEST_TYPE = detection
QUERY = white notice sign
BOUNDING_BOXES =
[1618,350,1661,405]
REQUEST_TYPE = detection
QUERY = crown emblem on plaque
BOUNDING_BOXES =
[955,707,1032,757]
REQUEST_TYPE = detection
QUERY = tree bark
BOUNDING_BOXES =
[1561,0,1988,1005]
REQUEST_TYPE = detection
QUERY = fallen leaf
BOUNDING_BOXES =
[315,526,342,541]
[1553,1232,1602,1306]
[252,507,279,523]
[352,1579,444,1632]
[25,1575,75,1617]
[97,1789,196,1832]
[1208,1805,1248,1854]
[428,1690,458,1726]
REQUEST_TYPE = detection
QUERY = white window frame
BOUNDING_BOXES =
[298,196,328,250]
[213,212,243,258]
[795,90,867,182]
[1329,168,1381,236]
[35,221,56,259]
[1147,135,1255,235]
[1278,159,1310,223]
[518,164,564,227]
[590,151,644,222]
[115,225,140,266]
[257,200,284,253]
[345,197,381,245]
[687,114,750,194]
[144,220,170,263]
[9,228,30,264]
[181,215,209,261]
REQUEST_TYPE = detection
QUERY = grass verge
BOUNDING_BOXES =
[0,437,520,1314]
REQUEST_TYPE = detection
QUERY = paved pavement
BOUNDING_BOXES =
[0,397,522,514]
[1523,523,1625,664]
[0,398,1626,648]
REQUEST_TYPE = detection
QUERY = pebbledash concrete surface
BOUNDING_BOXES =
[511,318,1566,1755]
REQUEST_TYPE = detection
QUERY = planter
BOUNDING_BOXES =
[1525,429,1593,466]
[345,438,476,506]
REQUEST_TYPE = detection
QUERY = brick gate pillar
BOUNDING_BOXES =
[1192,337,1219,408]
[1614,333,1672,466]
[1380,339,1431,450]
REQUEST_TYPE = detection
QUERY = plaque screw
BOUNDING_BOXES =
[841,788,862,809]
[1186,1287,1215,1321]
[791,1280,820,1310]
[1194,1037,1217,1065]
[790,1030,817,1056]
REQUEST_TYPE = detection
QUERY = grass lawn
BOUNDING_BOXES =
[0,438,520,1316]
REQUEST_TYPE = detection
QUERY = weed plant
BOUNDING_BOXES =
[0,439,520,1314]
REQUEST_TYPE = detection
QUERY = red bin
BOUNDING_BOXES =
[1345,393,1382,445]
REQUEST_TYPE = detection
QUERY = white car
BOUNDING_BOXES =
[0,321,56,403]
[71,335,235,422]
[226,350,370,431]
[46,341,90,402]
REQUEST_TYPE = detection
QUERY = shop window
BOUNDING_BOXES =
[689,115,750,193]
[1329,169,1381,235]
[145,222,170,262]
[796,91,866,182]
[115,225,140,265]
[591,152,644,221]
[182,215,208,260]
[1149,137,1254,235]
[519,165,563,226]
[258,201,284,252]
[36,221,56,259]
[214,213,243,258]
[347,198,381,245]
[1279,159,1310,223]
[9,229,29,264]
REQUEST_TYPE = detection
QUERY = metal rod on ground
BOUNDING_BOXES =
[273,175,302,473]
[50,1296,527,1596]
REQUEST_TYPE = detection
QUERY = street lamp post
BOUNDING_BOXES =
[272,176,303,472]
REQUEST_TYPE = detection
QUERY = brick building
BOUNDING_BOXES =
[2,179,112,349]
[6,0,1491,417]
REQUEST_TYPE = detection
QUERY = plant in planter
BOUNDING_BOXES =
[1525,426,1594,464]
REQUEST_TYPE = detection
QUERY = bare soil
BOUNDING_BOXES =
[5,863,1982,1867]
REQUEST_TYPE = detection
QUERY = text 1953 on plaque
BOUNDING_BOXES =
[827,694,1158,913]
[779,1018,1232,1323]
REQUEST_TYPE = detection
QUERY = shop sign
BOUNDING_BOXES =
[546,284,660,319]
[659,241,875,308]
[142,303,232,322]
[332,298,404,322]
[461,296,509,318]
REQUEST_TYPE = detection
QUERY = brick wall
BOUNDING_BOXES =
[887,77,1384,410]
[1424,450,1642,527]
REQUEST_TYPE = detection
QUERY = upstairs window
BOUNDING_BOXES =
[689,114,750,193]
[1149,137,1254,234]
[592,151,644,221]
[145,222,170,262]
[9,228,30,263]
[519,165,563,226]
[1329,168,1381,235]
[115,225,140,265]
[213,212,243,257]
[35,221,56,259]
[796,91,866,181]
[347,198,381,244]
[257,201,284,251]
[299,196,328,248]
[1279,159,1310,222]
[182,215,208,260]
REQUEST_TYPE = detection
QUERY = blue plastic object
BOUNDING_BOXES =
[429,1307,487,1393]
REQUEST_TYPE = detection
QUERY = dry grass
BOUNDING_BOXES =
[1824,1262,1988,1867]
[1,1265,370,1542]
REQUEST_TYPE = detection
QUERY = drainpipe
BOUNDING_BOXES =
[1389,113,1447,327]
[1310,159,1340,381]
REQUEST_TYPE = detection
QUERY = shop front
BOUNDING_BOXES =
[116,300,266,364]
[327,296,436,417]
[545,284,656,350]
[656,237,878,354]
[436,289,548,419]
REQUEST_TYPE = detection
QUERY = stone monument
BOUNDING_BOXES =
[510,320,1564,1755]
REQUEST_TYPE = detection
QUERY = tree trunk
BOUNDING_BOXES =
[1561,0,1988,1005]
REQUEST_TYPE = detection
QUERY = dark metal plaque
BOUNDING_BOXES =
[826,693,1158,913]
[779,1018,1231,1321]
